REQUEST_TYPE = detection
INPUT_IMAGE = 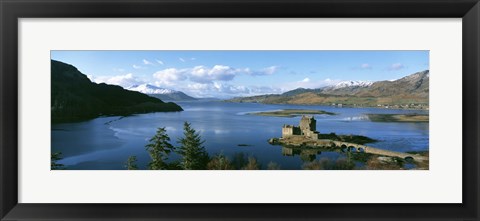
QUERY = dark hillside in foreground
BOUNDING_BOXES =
[51,60,183,122]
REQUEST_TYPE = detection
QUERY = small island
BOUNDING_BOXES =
[237,144,252,147]
[249,109,335,117]
[367,114,429,122]
[268,116,428,165]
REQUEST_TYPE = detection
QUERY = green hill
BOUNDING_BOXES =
[228,70,429,109]
[51,60,183,122]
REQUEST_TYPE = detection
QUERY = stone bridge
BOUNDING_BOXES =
[331,141,427,162]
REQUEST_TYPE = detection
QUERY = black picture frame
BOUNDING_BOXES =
[1,0,479,220]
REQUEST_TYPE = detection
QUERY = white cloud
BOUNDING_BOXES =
[352,63,372,70]
[150,64,282,96]
[187,83,210,91]
[190,65,237,83]
[143,59,154,65]
[183,82,282,98]
[90,73,144,88]
[389,63,405,71]
[152,65,239,85]
[247,66,278,76]
[301,78,310,82]
[152,68,188,86]
[263,66,277,75]
[153,65,238,86]
[153,64,277,85]
[132,64,143,69]
[156,59,164,65]
[179,57,195,62]
[360,63,372,69]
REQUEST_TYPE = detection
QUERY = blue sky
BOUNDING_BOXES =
[51,51,429,98]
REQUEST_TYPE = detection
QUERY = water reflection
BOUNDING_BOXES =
[52,101,429,170]
[281,146,322,162]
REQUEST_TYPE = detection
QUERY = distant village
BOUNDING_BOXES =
[329,103,429,110]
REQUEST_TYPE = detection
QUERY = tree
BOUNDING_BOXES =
[267,161,281,170]
[207,153,233,170]
[125,156,138,170]
[177,122,209,170]
[146,127,174,170]
[51,152,65,170]
[231,152,248,169]
[242,156,260,170]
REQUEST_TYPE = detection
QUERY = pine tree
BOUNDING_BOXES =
[178,122,209,170]
[125,155,138,170]
[146,127,174,170]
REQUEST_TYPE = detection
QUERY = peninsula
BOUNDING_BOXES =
[367,113,429,122]
[249,109,335,117]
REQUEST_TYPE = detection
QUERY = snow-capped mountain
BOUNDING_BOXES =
[228,70,429,107]
[127,84,176,94]
[318,71,428,97]
[331,81,373,89]
[127,84,197,101]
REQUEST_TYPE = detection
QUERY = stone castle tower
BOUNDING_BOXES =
[281,115,319,139]
[300,116,316,132]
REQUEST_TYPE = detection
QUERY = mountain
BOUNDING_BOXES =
[354,70,429,98]
[127,84,176,94]
[127,84,197,101]
[228,70,429,109]
[51,60,183,122]
[329,80,373,89]
[316,80,374,96]
[281,88,317,97]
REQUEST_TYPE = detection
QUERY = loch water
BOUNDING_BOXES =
[52,101,429,170]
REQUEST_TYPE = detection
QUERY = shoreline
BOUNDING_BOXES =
[248,109,336,117]
[223,100,429,111]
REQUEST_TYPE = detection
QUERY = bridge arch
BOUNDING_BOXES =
[348,146,357,152]
[340,144,347,152]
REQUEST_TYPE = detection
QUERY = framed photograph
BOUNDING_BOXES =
[1,0,479,220]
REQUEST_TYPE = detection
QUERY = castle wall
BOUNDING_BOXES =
[303,130,319,140]
[282,127,293,137]
[282,125,301,137]
[300,116,316,132]
[282,116,318,139]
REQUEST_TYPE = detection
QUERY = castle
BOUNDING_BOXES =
[281,116,320,140]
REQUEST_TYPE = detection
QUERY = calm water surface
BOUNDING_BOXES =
[52,101,429,169]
